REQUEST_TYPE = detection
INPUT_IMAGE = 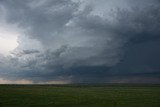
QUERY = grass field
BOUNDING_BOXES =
[0,84,160,107]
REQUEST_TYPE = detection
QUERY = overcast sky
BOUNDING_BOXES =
[0,0,160,84]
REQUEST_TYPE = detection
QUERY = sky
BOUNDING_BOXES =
[0,0,160,84]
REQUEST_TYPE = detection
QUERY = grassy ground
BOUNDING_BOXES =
[0,85,160,107]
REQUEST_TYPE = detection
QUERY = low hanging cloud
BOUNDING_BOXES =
[0,0,160,83]
[11,49,40,57]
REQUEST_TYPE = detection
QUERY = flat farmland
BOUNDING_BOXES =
[0,85,160,107]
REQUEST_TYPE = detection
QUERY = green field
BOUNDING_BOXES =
[0,85,160,107]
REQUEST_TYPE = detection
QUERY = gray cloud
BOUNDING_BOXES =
[0,0,160,83]
[11,49,40,57]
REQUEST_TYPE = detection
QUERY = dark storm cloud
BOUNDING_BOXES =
[1,0,78,44]
[21,50,40,55]
[11,49,40,57]
[1,0,125,67]
[0,0,160,83]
